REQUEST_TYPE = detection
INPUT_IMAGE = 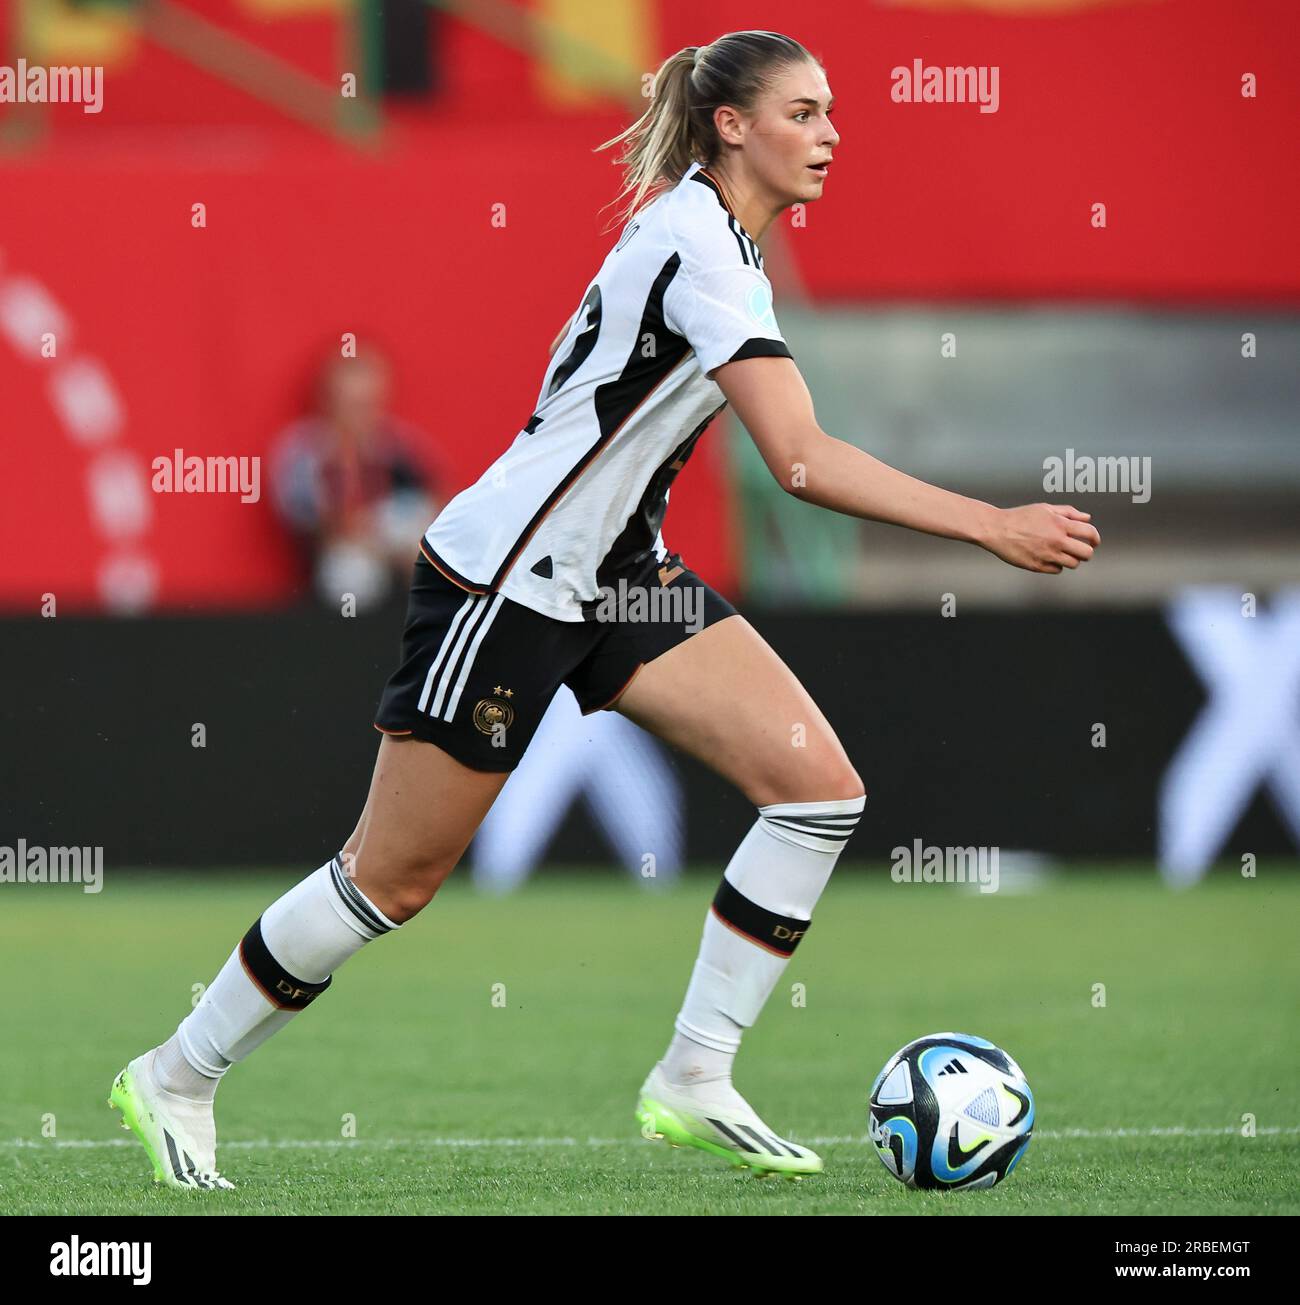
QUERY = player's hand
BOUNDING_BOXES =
[981,503,1100,573]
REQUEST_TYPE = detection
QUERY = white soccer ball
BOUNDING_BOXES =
[868,1032,1035,1190]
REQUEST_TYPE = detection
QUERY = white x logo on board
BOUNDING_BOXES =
[1159,587,1300,884]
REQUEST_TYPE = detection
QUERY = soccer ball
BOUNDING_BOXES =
[868,1032,1034,1190]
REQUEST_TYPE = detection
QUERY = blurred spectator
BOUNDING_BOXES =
[269,349,445,610]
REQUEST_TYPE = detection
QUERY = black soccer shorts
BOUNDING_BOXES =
[373,542,738,771]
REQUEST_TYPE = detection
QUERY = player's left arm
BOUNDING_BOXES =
[713,354,1100,574]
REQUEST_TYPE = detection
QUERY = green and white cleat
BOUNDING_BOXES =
[635,1063,823,1179]
[108,1050,235,1191]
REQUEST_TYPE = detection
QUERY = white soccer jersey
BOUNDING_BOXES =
[423,160,791,622]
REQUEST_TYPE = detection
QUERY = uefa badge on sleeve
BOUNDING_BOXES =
[746,283,778,332]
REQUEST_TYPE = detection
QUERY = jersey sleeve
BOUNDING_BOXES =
[663,233,792,378]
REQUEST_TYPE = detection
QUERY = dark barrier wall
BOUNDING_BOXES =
[2,604,1293,868]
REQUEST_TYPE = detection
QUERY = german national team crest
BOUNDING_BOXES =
[472,687,515,735]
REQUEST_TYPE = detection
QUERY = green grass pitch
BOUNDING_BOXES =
[2,865,1297,1215]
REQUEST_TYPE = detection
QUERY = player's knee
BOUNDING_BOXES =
[377,886,431,924]
[754,758,864,808]
[363,852,457,923]
[804,751,865,803]
[831,765,866,803]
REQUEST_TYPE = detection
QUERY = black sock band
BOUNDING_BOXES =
[239,917,332,1010]
[710,877,811,957]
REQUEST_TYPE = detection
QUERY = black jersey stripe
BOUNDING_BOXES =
[727,213,762,268]
[586,401,727,611]
[546,284,602,399]
[486,254,692,593]
[726,213,751,266]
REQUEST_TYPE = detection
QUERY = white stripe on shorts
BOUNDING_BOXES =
[417,592,479,715]
[429,595,490,719]
[441,592,506,722]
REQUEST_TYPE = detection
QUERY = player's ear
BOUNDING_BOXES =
[712,103,746,149]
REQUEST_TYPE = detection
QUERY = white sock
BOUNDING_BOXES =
[143,1047,221,1158]
[665,795,865,1081]
[172,856,401,1089]
[660,1028,739,1085]
[153,1031,220,1101]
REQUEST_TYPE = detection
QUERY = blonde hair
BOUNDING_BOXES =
[594,31,815,232]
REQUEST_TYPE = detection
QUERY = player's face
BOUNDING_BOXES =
[749,61,838,205]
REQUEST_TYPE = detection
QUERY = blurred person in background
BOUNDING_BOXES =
[269,348,446,611]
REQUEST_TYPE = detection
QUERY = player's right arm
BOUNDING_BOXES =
[713,354,1099,575]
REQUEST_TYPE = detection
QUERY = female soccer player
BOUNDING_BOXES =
[110,30,1098,1188]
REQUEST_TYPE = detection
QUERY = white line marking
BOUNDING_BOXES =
[4,1125,1296,1151]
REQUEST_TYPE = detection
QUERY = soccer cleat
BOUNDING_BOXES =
[108,1049,235,1191]
[635,1062,823,1179]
